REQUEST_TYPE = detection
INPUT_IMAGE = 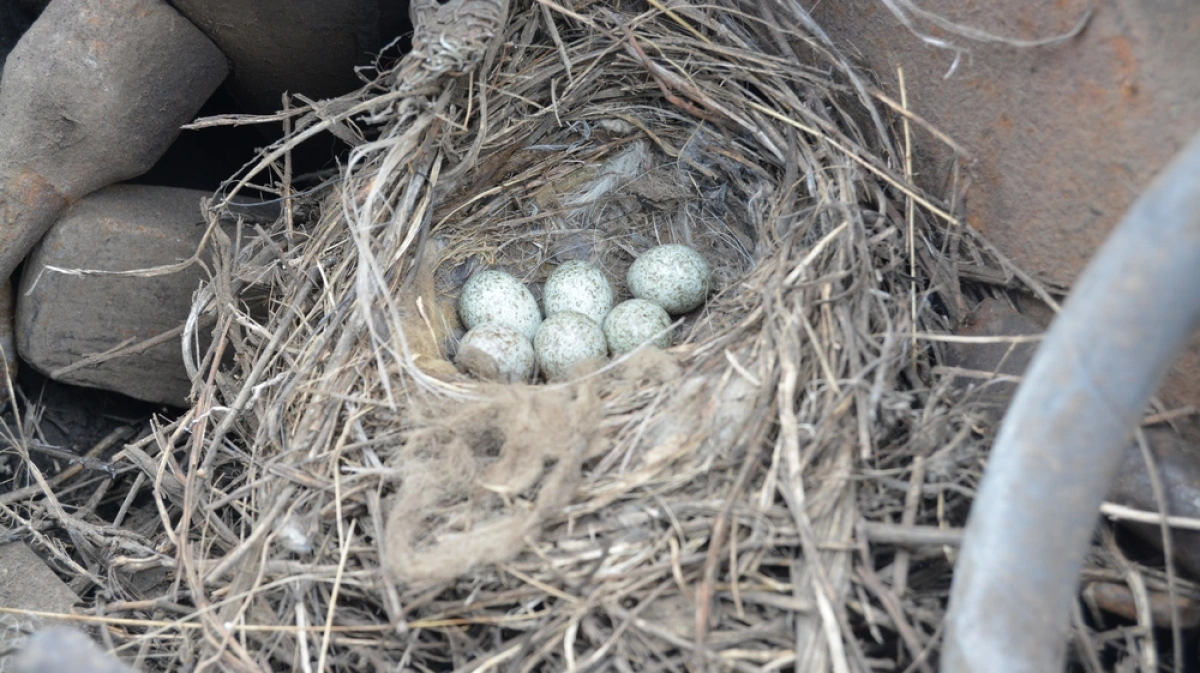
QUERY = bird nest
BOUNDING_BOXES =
[17,1,1047,670]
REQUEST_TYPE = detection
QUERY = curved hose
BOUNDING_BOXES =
[941,131,1200,673]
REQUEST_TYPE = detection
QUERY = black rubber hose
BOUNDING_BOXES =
[941,131,1200,673]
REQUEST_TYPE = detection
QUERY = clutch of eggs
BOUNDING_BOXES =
[454,246,710,383]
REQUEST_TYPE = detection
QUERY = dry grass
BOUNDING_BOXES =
[0,1,1189,672]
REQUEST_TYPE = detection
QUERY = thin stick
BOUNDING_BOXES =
[1143,406,1197,426]
[0,424,136,506]
[909,333,1042,344]
[1100,503,1200,531]
[317,420,356,672]
[898,65,917,372]
[891,456,926,597]
[0,606,536,633]
[315,521,355,673]
[1134,429,1183,672]
[283,93,296,244]
[856,566,933,673]
[861,522,963,548]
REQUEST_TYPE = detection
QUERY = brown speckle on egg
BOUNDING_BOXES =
[456,323,536,383]
[533,311,608,381]
[542,260,614,325]
[458,270,543,340]
[627,244,711,315]
[604,299,673,353]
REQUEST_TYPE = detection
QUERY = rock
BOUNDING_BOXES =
[941,296,1047,410]
[0,542,79,659]
[16,185,217,406]
[0,0,228,280]
[12,627,137,673]
[1109,427,1200,580]
[173,0,406,114]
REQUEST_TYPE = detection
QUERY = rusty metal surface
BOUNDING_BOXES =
[804,0,1200,406]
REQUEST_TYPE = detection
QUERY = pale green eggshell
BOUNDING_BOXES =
[458,270,542,340]
[604,299,673,354]
[542,260,614,325]
[533,311,608,381]
[626,244,711,315]
[456,323,535,383]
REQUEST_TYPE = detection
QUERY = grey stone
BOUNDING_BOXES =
[941,296,1049,412]
[16,185,215,406]
[1110,428,1200,579]
[0,542,78,659]
[0,0,228,280]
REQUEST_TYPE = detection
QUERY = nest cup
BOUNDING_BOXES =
[163,1,1016,670]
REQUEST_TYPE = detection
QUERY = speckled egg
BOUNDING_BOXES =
[542,260,614,325]
[533,311,608,381]
[456,323,535,383]
[604,299,673,354]
[458,270,542,340]
[627,244,712,315]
